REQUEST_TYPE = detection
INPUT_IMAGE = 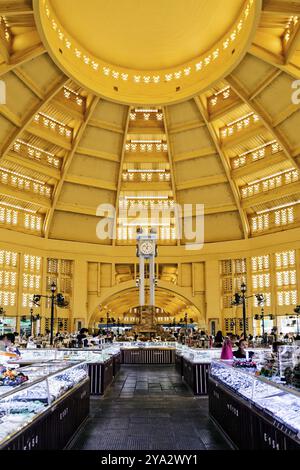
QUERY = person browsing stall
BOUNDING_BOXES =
[233,339,254,359]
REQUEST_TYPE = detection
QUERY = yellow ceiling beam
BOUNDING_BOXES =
[0,185,51,209]
[231,150,288,180]
[194,95,250,239]
[44,96,100,238]
[241,181,300,210]
[122,182,171,191]
[284,23,300,65]
[0,76,69,163]
[88,118,124,135]
[0,105,22,126]
[76,147,120,163]
[204,203,237,215]
[13,68,44,100]
[262,0,300,15]
[52,96,84,121]
[249,69,282,100]
[0,25,10,63]
[55,202,98,217]
[0,44,46,77]
[173,147,216,163]
[112,106,131,247]
[124,153,169,164]
[226,74,300,171]
[208,96,241,122]
[249,43,300,79]
[221,122,266,150]
[272,102,300,127]
[168,119,206,135]
[6,151,61,180]
[65,174,117,192]
[163,106,181,246]
[0,1,33,16]
[27,124,72,151]
[176,174,228,191]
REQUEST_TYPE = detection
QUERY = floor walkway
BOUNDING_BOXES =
[71,365,230,450]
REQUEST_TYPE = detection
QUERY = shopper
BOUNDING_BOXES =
[220,337,233,359]
[77,328,89,348]
[233,339,254,359]
[214,330,223,348]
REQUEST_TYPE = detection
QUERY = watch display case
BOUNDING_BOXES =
[210,360,300,437]
[0,361,89,449]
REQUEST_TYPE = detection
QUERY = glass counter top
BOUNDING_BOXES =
[0,360,88,448]
[210,360,300,437]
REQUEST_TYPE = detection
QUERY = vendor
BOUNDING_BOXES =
[3,333,21,356]
[233,339,254,359]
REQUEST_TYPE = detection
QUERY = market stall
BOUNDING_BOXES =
[208,351,300,450]
[0,361,90,450]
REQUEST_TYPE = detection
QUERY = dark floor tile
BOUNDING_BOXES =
[71,365,229,451]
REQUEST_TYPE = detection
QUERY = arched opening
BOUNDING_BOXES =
[88,284,204,331]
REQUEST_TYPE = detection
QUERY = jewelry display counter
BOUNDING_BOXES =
[8,347,122,396]
[179,349,222,395]
[208,360,300,450]
[0,361,90,450]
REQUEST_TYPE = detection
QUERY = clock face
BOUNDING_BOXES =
[140,241,154,256]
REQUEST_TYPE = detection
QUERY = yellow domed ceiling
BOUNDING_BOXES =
[0,0,300,248]
[33,0,261,104]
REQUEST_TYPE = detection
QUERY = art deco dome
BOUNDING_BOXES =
[0,0,300,250]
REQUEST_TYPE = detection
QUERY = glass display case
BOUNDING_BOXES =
[180,348,222,363]
[8,346,122,365]
[210,360,300,436]
[0,361,88,449]
[278,345,300,380]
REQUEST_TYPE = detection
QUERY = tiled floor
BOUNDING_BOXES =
[70,365,231,451]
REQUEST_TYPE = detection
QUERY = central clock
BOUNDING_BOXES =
[139,240,155,256]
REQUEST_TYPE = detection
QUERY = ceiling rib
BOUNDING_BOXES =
[112,106,131,247]
[249,44,300,79]
[226,74,300,171]
[44,95,100,238]
[0,44,46,77]
[12,68,44,99]
[0,76,69,163]
[163,106,181,246]
[194,95,250,239]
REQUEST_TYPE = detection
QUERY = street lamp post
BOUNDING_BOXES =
[184,312,188,333]
[232,283,265,340]
[241,282,247,340]
[50,282,56,346]
[261,306,265,336]
[32,281,68,346]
